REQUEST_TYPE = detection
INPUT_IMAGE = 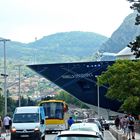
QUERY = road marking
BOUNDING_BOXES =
[108,131,116,140]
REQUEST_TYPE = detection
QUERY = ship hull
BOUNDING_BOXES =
[28,61,121,111]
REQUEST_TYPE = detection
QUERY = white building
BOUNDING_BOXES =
[116,47,136,60]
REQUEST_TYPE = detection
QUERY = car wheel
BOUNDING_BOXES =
[34,136,41,140]
[10,136,15,140]
[11,137,16,140]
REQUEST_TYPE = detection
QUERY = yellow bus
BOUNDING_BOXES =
[39,99,69,133]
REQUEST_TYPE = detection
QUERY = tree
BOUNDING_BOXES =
[98,60,140,114]
[7,96,17,116]
[127,36,140,58]
[0,92,4,116]
[55,91,89,109]
[127,0,140,58]
[128,0,140,25]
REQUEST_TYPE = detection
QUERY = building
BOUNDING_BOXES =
[116,47,136,60]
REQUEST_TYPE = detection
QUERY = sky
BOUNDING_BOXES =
[0,0,132,43]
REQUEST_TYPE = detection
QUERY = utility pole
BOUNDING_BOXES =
[95,75,100,118]
[18,65,22,107]
[97,81,100,118]
[15,64,22,107]
[0,38,11,116]
[34,37,37,64]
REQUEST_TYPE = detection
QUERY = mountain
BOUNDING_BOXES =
[26,31,108,63]
[0,12,140,63]
[99,12,140,58]
[0,41,29,59]
[0,31,108,63]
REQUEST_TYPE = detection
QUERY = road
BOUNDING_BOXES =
[3,130,116,140]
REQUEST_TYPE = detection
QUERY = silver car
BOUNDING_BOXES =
[83,118,104,134]
[54,130,103,140]
[69,123,103,139]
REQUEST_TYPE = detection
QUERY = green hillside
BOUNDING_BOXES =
[0,31,108,64]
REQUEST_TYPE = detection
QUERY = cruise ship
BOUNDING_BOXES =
[28,61,122,112]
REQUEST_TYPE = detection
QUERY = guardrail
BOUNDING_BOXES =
[135,122,140,134]
[109,126,127,140]
[110,125,140,140]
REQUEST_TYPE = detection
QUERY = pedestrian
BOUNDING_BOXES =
[122,115,128,135]
[3,114,12,136]
[115,115,120,130]
[0,116,2,137]
[127,114,135,140]
[67,116,74,129]
[120,117,124,130]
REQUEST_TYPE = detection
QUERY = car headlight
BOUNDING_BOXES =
[34,126,40,131]
[11,127,16,133]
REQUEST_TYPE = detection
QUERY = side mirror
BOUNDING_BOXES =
[64,104,68,112]
[41,119,44,124]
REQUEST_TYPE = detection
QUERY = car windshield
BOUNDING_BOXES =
[56,136,101,140]
[13,113,39,123]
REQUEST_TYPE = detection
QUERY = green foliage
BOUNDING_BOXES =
[0,93,16,117]
[128,0,140,25]
[0,32,108,63]
[127,35,140,58]
[55,91,89,109]
[0,94,4,116]
[20,96,36,106]
[7,97,17,117]
[121,96,140,114]
[98,60,140,114]
[0,93,36,117]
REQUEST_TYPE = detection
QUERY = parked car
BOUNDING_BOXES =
[83,118,104,134]
[102,120,110,130]
[54,130,103,140]
[102,119,115,130]
[11,106,46,140]
[69,122,103,139]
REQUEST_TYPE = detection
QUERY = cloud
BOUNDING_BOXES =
[0,0,132,43]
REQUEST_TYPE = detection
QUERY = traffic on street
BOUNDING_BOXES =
[0,99,140,140]
[1,130,116,140]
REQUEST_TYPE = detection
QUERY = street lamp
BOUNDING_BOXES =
[95,75,100,118]
[0,38,10,116]
[17,65,22,107]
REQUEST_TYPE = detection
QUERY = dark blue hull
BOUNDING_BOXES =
[28,61,121,111]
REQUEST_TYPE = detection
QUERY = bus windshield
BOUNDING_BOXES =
[41,102,64,119]
[13,113,39,123]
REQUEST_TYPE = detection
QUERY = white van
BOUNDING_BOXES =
[11,106,46,140]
